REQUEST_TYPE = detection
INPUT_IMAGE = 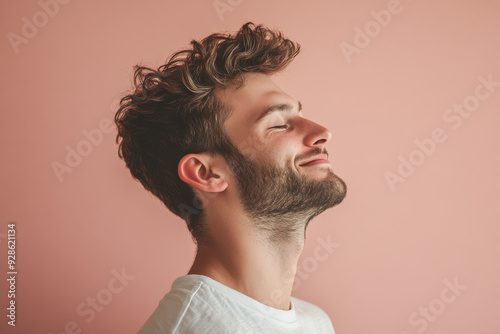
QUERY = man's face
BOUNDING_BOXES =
[215,72,347,229]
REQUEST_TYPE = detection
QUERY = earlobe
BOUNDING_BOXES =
[178,154,228,193]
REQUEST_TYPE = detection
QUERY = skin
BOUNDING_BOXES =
[178,72,346,311]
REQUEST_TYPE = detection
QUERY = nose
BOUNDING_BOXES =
[302,118,332,148]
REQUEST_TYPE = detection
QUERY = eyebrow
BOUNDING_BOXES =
[255,101,302,124]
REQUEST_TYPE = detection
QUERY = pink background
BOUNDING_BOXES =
[1,0,499,333]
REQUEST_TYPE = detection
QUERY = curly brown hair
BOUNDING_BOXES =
[114,22,301,244]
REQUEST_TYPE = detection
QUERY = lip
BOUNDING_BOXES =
[299,154,330,167]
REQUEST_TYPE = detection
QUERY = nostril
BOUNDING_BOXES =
[314,138,327,145]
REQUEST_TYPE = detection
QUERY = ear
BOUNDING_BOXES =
[178,153,228,193]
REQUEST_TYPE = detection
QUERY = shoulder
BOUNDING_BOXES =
[137,278,244,334]
[291,296,336,333]
[291,296,328,315]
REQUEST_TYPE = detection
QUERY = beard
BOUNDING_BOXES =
[223,145,347,240]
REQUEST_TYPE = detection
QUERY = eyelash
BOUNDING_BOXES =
[270,124,289,130]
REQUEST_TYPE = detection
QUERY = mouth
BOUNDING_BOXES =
[298,154,330,167]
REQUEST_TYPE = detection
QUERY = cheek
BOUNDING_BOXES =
[240,132,302,165]
[267,137,300,166]
[273,133,301,150]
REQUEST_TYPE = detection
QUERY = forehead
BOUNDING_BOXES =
[215,72,293,141]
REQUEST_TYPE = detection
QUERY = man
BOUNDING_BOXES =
[115,21,347,334]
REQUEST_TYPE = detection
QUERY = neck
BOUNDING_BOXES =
[187,215,306,310]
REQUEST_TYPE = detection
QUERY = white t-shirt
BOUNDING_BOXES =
[137,274,336,334]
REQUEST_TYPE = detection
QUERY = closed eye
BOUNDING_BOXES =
[269,125,289,130]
